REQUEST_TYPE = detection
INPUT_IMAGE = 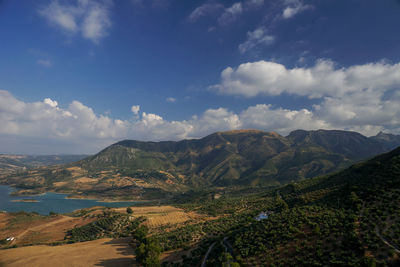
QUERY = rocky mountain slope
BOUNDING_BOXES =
[1,129,399,199]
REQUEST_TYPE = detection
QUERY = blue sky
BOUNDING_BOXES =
[1,0,400,154]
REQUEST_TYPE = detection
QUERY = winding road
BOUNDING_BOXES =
[201,237,235,267]
[375,227,400,254]
[201,241,216,267]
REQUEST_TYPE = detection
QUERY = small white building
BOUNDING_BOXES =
[6,237,14,241]
[255,212,269,221]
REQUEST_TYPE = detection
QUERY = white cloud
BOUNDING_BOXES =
[0,90,321,153]
[142,112,164,126]
[38,0,79,33]
[38,0,112,43]
[131,105,140,115]
[0,91,324,149]
[240,104,328,134]
[82,3,112,43]
[43,98,58,108]
[190,108,242,137]
[282,0,311,19]
[218,2,243,26]
[37,59,53,67]
[210,59,400,137]
[2,56,400,155]
[238,27,275,54]
[166,97,176,103]
[212,59,400,98]
[188,3,223,22]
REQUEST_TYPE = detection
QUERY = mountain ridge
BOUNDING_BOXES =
[1,129,400,199]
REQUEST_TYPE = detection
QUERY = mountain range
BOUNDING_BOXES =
[0,154,88,173]
[1,129,400,199]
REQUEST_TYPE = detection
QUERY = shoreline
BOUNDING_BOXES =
[2,184,163,203]
[11,199,39,203]
[64,196,149,203]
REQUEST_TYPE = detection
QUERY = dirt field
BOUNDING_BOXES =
[0,213,95,246]
[0,237,135,267]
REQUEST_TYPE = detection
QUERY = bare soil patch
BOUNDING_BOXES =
[0,214,95,246]
[53,181,68,187]
[0,237,135,267]
[74,177,98,184]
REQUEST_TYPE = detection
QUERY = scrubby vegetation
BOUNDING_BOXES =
[152,147,400,266]
[66,210,145,242]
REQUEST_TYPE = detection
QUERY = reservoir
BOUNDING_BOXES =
[0,185,138,215]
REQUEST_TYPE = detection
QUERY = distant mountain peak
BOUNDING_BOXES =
[213,129,284,139]
[216,129,267,135]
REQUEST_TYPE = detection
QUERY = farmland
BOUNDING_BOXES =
[0,237,135,267]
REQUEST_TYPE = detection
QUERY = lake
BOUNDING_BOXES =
[0,185,138,215]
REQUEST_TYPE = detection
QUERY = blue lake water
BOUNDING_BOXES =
[0,185,138,215]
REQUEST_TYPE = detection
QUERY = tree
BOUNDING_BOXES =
[135,238,161,267]
[144,239,161,267]
[127,207,133,214]
[133,226,148,242]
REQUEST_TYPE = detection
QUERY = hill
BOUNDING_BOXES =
[155,145,400,266]
[1,145,400,265]
[1,129,399,200]
[0,154,88,173]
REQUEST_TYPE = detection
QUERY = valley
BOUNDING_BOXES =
[3,1,400,266]
[1,130,400,266]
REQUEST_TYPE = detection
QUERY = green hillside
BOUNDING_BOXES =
[156,146,400,266]
[1,129,399,200]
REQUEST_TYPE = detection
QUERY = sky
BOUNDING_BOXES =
[1,0,400,154]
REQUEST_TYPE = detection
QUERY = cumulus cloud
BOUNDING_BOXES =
[282,0,311,19]
[38,0,112,43]
[131,105,140,115]
[190,108,242,137]
[0,89,327,153]
[218,2,243,26]
[188,2,223,22]
[43,98,58,108]
[238,27,275,54]
[212,59,400,98]
[240,104,328,134]
[211,59,400,137]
